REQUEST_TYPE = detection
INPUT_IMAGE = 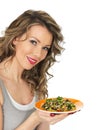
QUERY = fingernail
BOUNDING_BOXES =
[50,113,55,117]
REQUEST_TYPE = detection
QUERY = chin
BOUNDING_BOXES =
[24,65,35,70]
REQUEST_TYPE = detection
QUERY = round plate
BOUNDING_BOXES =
[35,97,84,114]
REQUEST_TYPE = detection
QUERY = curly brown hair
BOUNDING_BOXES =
[0,10,64,99]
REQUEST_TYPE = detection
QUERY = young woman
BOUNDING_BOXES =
[0,9,72,130]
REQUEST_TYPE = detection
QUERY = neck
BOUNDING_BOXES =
[1,57,23,83]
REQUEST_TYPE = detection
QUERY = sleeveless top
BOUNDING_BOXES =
[0,79,37,130]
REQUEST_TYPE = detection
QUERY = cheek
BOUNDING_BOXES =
[41,52,48,61]
[15,43,31,55]
[15,46,25,56]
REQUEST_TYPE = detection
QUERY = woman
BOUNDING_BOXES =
[0,9,71,130]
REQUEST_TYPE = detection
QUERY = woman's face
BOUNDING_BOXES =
[13,25,53,70]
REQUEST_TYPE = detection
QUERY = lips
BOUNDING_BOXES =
[27,56,37,65]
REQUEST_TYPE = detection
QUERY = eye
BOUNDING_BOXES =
[43,46,50,51]
[30,40,37,45]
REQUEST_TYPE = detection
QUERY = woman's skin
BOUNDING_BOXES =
[0,25,69,130]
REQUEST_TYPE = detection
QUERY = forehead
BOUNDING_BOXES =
[27,25,53,45]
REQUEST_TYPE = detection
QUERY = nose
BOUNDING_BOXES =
[33,46,42,58]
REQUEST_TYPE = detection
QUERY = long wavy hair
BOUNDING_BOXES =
[0,10,64,99]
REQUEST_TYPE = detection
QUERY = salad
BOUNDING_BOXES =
[41,96,76,112]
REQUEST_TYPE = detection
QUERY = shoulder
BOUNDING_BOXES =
[0,86,3,106]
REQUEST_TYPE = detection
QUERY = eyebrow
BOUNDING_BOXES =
[30,36,52,47]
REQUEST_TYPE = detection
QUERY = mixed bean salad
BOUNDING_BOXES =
[42,96,76,112]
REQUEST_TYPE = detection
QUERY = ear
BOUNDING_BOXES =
[13,38,19,45]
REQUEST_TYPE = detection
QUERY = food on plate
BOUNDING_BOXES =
[41,96,76,112]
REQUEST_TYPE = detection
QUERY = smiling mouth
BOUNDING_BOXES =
[27,56,37,65]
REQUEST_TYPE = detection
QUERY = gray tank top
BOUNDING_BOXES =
[0,79,37,130]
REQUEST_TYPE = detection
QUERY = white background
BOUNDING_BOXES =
[0,0,98,129]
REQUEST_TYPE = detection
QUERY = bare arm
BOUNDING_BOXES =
[36,121,50,130]
[15,110,51,130]
[15,111,41,130]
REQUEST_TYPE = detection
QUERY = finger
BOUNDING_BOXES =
[50,115,67,125]
[50,113,69,125]
[68,110,81,115]
[50,113,56,117]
